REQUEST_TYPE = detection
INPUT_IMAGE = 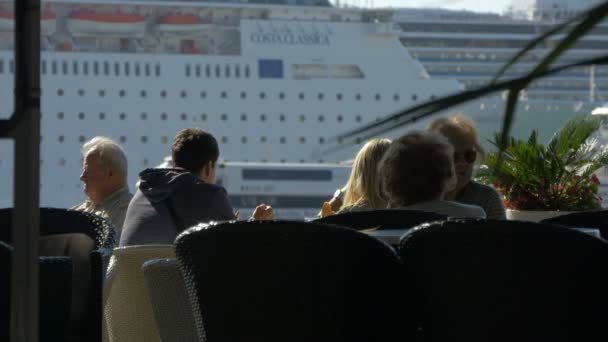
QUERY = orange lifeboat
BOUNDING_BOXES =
[0,10,56,34]
[67,9,146,37]
[158,13,210,34]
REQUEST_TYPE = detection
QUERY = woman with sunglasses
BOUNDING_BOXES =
[428,115,506,220]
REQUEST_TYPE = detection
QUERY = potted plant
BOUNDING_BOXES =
[477,115,608,221]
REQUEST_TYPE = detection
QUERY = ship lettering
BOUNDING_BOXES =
[250,31,330,46]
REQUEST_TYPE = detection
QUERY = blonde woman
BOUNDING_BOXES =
[337,138,392,214]
[427,115,506,219]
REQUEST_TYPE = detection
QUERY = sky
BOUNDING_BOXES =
[337,0,514,14]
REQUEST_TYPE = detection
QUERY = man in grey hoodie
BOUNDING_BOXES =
[119,128,273,246]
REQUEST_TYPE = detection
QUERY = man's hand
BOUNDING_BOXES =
[251,204,274,220]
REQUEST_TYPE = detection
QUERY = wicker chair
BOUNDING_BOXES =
[313,208,447,230]
[143,258,198,342]
[103,244,175,342]
[0,241,73,341]
[541,210,608,239]
[175,220,415,342]
[0,207,115,342]
[399,219,608,342]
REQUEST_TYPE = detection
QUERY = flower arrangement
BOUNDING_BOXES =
[477,115,608,211]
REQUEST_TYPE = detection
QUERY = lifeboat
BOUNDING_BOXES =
[67,10,146,37]
[0,10,56,34]
[158,14,210,34]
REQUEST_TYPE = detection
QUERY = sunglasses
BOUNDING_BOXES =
[454,149,477,164]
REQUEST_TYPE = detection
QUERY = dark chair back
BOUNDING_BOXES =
[541,210,608,239]
[399,219,608,342]
[314,208,446,230]
[176,220,415,342]
[0,241,73,342]
[0,207,116,342]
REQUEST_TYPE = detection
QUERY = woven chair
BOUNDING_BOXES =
[143,258,198,342]
[0,241,73,342]
[175,220,415,342]
[540,210,608,239]
[399,219,608,342]
[0,207,115,342]
[104,244,175,342]
[313,208,447,230]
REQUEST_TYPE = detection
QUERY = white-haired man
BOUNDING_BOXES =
[72,137,133,236]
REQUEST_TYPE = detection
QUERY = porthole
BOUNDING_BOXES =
[140,90,147,98]
[57,89,64,96]
[59,158,66,167]
[279,114,286,122]
[160,90,167,98]
[141,136,148,143]
[161,113,168,121]
[200,91,207,98]
[279,92,285,100]
[280,159,286,163]
[98,89,105,97]
[241,136,247,144]
[337,93,343,101]
[356,115,362,123]
[318,93,324,100]
[119,136,127,143]
[375,94,381,101]
[180,90,187,98]
[240,114,247,121]
[259,92,266,99]
[201,113,207,121]
[119,113,126,120]
[319,137,325,144]
[260,136,267,143]
[99,112,106,120]
[299,115,306,122]
[180,113,187,121]
[142,159,149,166]
[161,136,168,144]
[412,94,418,101]
[280,137,286,144]
[260,114,267,122]
[220,91,227,99]
[240,91,247,99]
[78,112,85,120]
[298,93,305,100]
[299,137,306,144]
[337,115,343,122]
[393,94,400,101]
[355,93,362,101]
[318,115,324,122]
[58,135,64,143]
[78,89,85,97]
[221,113,228,121]
[221,136,228,143]
[57,112,64,120]
[78,135,86,143]
[119,90,126,97]
[140,113,147,120]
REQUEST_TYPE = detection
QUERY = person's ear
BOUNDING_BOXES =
[202,161,213,179]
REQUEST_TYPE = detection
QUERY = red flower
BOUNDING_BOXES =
[591,174,600,185]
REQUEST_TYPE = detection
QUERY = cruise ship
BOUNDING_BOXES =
[0,0,605,212]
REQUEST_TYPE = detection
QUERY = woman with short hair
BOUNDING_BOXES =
[428,115,506,220]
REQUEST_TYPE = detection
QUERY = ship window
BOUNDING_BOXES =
[240,114,247,121]
[299,114,305,122]
[375,94,381,101]
[280,137,286,144]
[235,65,240,78]
[337,93,343,101]
[124,62,130,76]
[104,61,109,76]
[119,90,126,97]
[412,94,418,101]
[299,92,305,100]
[337,115,343,122]
[78,112,85,120]
[241,137,247,144]
[62,61,68,75]
[195,64,201,77]
[186,64,191,77]
[119,136,126,143]
[221,137,228,143]
[220,91,227,99]
[160,90,167,98]
[99,89,105,97]
[79,135,86,143]
[51,61,57,75]
[57,112,64,119]
[200,91,207,98]
[279,114,286,122]
[78,89,85,97]
[140,90,147,98]
[114,62,120,76]
[279,92,285,100]
[161,136,168,144]
[83,61,89,75]
[393,94,400,101]
[201,113,207,121]
[99,112,106,120]
[180,113,187,121]
[221,113,228,121]
[141,113,147,120]
[225,65,230,78]
[9,60,13,74]
[180,90,187,98]
[215,65,220,78]
[205,65,210,77]
[145,63,150,76]
[245,65,251,78]
[58,135,64,143]
[318,115,324,122]
[241,91,247,99]
[299,137,306,144]
[57,89,64,96]
[119,112,126,120]
[319,137,325,144]
[93,61,99,76]
[141,136,148,144]
[260,92,266,99]
[41,60,46,74]
[260,136,267,143]
[155,64,161,77]
[135,63,140,76]
[318,93,324,100]
[356,115,362,123]
[161,113,168,121]
[0,59,3,73]
[355,93,361,101]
